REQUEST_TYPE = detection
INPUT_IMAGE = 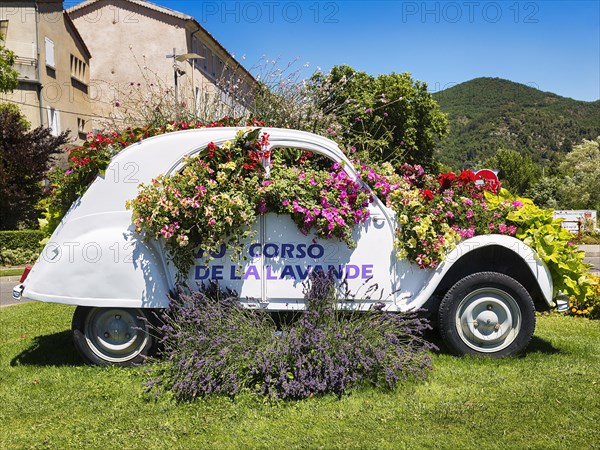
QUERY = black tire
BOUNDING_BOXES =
[439,272,535,357]
[72,306,156,366]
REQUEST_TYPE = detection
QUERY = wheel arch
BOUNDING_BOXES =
[429,245,552,314]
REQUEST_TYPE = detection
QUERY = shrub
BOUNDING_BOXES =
[0,248,39,266]
[146,274,434,401]
[0,104,68,230]
[0,230,43,265]
[0,230,44,251]
[567,274,600,319]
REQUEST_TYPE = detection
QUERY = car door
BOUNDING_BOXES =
[263,146,399,309]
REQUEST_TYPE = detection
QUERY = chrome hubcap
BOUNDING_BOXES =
[456,288,522,353]
[85,308,149,363]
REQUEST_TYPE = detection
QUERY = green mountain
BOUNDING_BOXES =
[432,77,600,169]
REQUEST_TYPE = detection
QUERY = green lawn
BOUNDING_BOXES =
[1,302,598,449]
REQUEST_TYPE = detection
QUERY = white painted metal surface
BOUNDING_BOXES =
[19,127,554,310]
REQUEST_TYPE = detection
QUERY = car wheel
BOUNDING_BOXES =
[439,272,535,357]
[72,306,155,366]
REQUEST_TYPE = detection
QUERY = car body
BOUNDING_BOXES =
[13,128,556,364]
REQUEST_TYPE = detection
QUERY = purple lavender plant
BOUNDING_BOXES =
[146,276,435,401]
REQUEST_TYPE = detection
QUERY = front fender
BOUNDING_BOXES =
[407,235,554,309]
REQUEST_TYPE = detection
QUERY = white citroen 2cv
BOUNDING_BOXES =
[13,128,556,365]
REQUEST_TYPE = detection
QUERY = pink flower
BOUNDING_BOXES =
[498,223,508,234]
[257,200,267,214]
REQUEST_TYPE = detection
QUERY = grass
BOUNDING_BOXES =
[1,302,599,449]
[0,267,25,277]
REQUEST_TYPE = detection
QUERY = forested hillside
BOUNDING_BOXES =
[432,77,600,169]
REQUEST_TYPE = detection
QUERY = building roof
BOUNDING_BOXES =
[67,0,193,21]
[66,0,256,83]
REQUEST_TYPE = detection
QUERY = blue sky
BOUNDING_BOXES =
[158,1,598,101]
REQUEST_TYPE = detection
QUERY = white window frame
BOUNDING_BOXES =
[45,37,55,68]
[47,107,60,136]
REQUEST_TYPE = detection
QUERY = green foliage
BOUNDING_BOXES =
[433,78,600,169]
[0,230,43,266]
[0,105,69,230]
[486,190,596,303]
[0,248,38,266]
[0,229,44,251]
[0,36,18,94]
[568,274,600,318]
[312,66,448,169]
[526,137,600,211]
[485,148,540,194]
[559,136,600,175]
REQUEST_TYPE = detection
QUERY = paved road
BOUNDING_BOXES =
[0,278,31,308]
[581,244,600,276]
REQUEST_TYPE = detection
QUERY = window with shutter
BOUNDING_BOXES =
[45,37,55,68]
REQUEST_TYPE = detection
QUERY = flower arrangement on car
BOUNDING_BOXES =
[126,128,372,277]
[127,128,596,304]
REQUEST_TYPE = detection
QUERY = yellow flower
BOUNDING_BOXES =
[218,161,236,171]
[396,248,408,259]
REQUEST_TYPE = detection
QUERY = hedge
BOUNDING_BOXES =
[0,230,43,266]
[0,230,44,251]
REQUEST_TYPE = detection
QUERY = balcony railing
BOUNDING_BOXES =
[15,56,38,82]
[6,41,39,82]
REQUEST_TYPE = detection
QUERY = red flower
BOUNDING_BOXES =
[422,189,434,201]
[458,170,477,184]
[207,142,217,158]
[259,132,270,148]
[439,172,457,189]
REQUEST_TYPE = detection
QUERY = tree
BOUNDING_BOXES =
[559,137,600,175]
[311,65,448,169]
[485,148,540,195]
[527,137,600,212]
[0,104,69,229]
[0,35,18,93]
